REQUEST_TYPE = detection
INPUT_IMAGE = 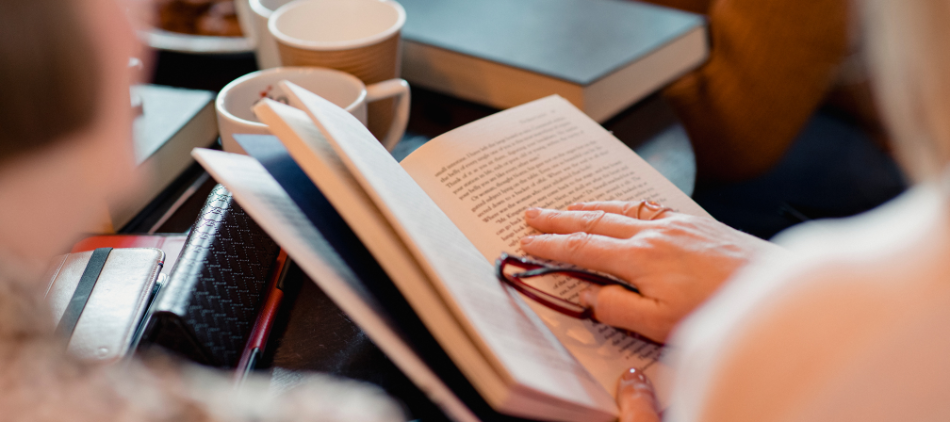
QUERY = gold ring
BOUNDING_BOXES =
[637,201,673,220]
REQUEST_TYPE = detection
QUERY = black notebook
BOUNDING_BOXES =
[142,186,280,367]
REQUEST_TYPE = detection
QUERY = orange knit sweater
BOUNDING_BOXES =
[645,0,859,181]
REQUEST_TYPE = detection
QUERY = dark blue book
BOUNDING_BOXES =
[400,0,707,121]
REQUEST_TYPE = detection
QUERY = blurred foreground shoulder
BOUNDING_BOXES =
[666,185,950,422]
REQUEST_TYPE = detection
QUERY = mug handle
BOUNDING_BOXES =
[365,79,411,152]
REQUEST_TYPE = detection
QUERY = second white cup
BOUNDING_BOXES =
[216,67,410,153]
[246,0,297,69]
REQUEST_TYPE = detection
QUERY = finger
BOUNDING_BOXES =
[579,285,601,308]
[525,207,646,238]
[520,232,633,278]
[590,285,667,342]
[617,368,660,422]
[568,201,677,220]
[521,233,668,338]
[567,201,642,216]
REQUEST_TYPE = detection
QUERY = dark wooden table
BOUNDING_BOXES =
[138,49,694,422]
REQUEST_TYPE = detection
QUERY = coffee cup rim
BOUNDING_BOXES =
[216,66,367,127]
[268,0,406,51]
[248,0,275,18]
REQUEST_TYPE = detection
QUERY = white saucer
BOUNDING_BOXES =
[141,28,254,54]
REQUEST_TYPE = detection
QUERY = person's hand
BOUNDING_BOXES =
[616,367,660,422]
[520,201,779,342]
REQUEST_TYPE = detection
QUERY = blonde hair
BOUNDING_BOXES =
[864,0,950,181]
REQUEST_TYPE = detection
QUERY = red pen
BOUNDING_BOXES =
[235,249,291,384]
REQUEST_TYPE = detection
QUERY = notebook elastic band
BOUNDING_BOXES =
[57,247,112,342]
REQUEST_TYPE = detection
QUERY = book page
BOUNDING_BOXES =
[192,149,478,422]
[263,88,618,422]
[402,95,708,403]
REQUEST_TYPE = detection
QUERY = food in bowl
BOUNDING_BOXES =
[156,0,243,37]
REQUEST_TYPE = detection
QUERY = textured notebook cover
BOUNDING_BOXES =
[399,0,704,84]
[144,185,280,367]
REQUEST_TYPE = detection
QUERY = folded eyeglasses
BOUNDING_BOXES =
[494,253,640,320]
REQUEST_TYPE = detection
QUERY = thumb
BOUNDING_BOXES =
[581,285,667,342]
[617,367,661,422]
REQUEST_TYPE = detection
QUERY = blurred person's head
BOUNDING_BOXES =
[0,0,140,277]
[864,0,950,182]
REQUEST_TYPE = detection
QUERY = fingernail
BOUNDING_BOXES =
[520,235,537,245]
[579,285,601,308]
[617,367,658,413]
[621,367,648,383]
[567,202,586,210]
[618,367,653,391]
[525,208,541,219]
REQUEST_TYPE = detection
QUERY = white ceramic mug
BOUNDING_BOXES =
[215,67,410,153]
[269,0,405,140]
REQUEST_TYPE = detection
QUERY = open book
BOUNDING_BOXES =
[194,87,709,422]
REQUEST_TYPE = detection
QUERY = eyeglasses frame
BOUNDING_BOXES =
[494,253,640,320]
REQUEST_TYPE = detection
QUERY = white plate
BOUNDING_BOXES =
[141,28,254,54]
